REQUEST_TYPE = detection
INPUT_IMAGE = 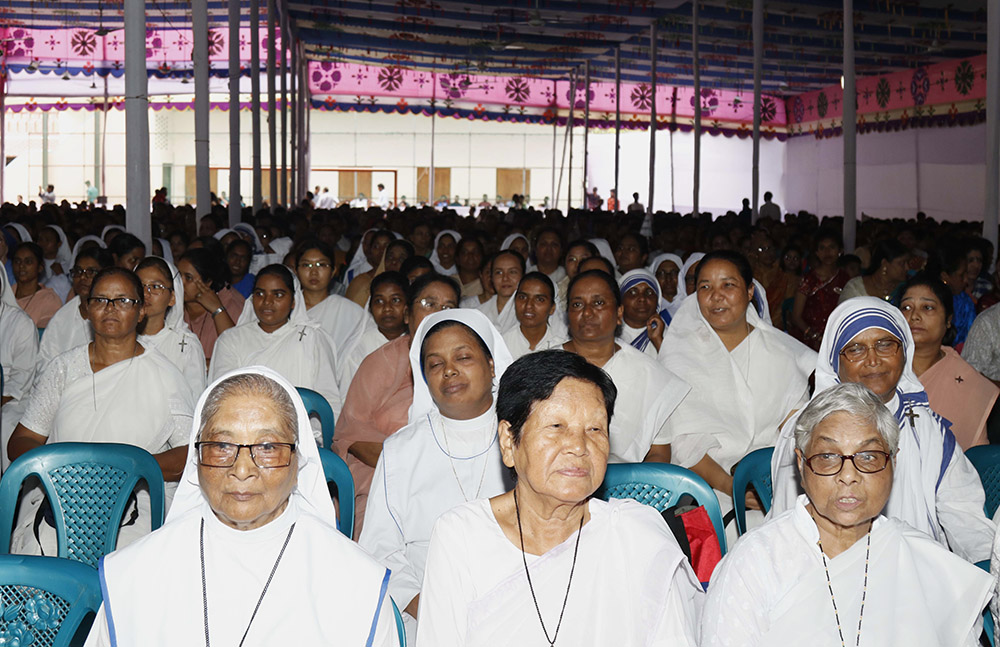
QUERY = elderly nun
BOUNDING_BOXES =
[85,367,397,645]
[704,382,992,646]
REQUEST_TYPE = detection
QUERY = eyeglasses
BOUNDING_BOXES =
[87,297,140,310]
[298,261,331,270]
[195,441,296,468]
[839,339,902,363]
[70,268,100,279]
[804,451,891,476]
[416,298,455,311]
[142,283,171,295]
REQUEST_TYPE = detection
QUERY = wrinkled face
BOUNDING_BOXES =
[622,280,658,328]
[409,281,459,333]
[371,282,407,337]
[115,246,145,271]
[836,328,905,403]
[567,275,622,344]
[198,394,299,531]
[514,278,555,330]
[815,237,842,267]
[296,249,333,294]
[457,241,483,273]
[535,232,562,267]
[614,235,646,273]
[70,257,103,298]
[87,274,144,339]
[966,250,983,282]
[507,236,530,260]
[696,259,753,335]
[436,234,457,267]
[500,378,610,506]
[491,253,523,299]
[797,412,893,538]
[655,260,680,301]
[900,285,949,348]
[252,274,294,333]
[422,325,496,420]
[564,245,593,280]
[136,265,175,320]
[12,247,41,283]
[228,246,252,281]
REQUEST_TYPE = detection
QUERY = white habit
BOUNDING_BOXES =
[501,321,567,360]
[0,268,39,468]
[475,294,518,333]
[36,295,92,373]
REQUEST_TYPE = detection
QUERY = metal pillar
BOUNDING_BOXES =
[692,1,701,217]
[41,112,48,190]
[251,0,262,213]
[290,38,298,204]
[280,18,288,207]
[583,60,590,204]
[124,0,150,243]
[267,0,277,211]
[843,0,857,252]
[648,22,657,218]
[614,46,621,213]
[193,0,210,216]
[986,0,1000,249]
[228,0,241,226]
[751,0,763,223]
[568,73,576,211]
[430,71,436,205]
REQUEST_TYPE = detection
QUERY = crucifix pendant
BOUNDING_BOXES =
[904,408,919,426]
[178,337,187,352]
[298,328,307,341]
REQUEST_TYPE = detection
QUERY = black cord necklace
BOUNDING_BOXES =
[816,522,872,647]
[200,518,296,647]
[514,490,584,646]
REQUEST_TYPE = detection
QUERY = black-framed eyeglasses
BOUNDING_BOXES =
[839,339,902,363]
[195,441,297,468]
[804,451,891,476]
[87,297,140,311]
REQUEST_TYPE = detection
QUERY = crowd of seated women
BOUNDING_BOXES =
[1,196,1000,645]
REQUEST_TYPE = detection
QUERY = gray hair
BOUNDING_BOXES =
[197,373,297,441]
[794,382,899,455]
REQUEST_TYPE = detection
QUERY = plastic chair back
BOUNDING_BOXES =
[732,447,775,536]
[0,442,165,569]
[297,387,335,450]
[391,598,406,647]
[965,445,1000,517]
[596,462,727,556]
[317,448,355,539]
[0,554,102,647]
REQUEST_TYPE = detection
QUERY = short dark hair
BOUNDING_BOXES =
[406,272,460,309]
[370,270,409,308]
[866,239,909,276]
[180,247,230,291]
[565,239,599,257]
[400,255,434,277]
[295,239,336,265]
[568,269,621,307]
[617,232,649,257]
[254,264,295,291]
[108,232,145,260]
[493,249,526,273]
[497,350,617,446]
[813,228,843,251]
[386,239,415,260]
[135,256,173,284]
[75,246,113,269]
[226,239,253,257]
[694,250,754,288]
[14,241,44,266]
[89,266,144,306]
[419,320,492,374]
[578,255,615,276]
[518,271,555,301]
[901,273,956,345]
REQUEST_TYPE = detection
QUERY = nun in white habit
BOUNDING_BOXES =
[675,252,705,303]
[430,229,461,276]
[84,367,397,646]
[659,250,815,516]
[71,234,106,259]
[0,265,38,466]
[136,257,207,393]
[648,252,684,316]
[359,309,515,643]
[39,224,73,302]
[475,249,523,334]
[617,268,671,357]
[209,265,342,440]
[770,297,994,563]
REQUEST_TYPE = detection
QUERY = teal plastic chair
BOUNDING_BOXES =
[975,560,995,646]
[37,327,44,340]
[391,598,406,647]
[317,447,355,539]
[965,445,1000,517]
[732,447,775,536]
[596,462,727,556]
[0,554,102,647]
[297,387,335,450]
[0,442,165,569]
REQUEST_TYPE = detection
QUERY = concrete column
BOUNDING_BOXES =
[648,22,657,218]
[843,0,857,252]
[193,0,210,216]
[692,2,701,217]
[267,0,277,211]
[250,0,262,213]
[124,0,151,243]
[228,0,241,226]
[751,0,763,223]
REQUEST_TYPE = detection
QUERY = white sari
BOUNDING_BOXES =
[0,268,38,468]
[475,294,518,333]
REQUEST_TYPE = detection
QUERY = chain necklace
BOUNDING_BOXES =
[200,518,296,647]
[816,523,872,647]
[514,489,584,646]
[431,413,492,502]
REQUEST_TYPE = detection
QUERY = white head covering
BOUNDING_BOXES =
[155,238,175,265]
[500,233,528,252]
[407,309,514,424]
[167,365,335,526]
[212,228,236,241]
[5,223,31,243]
[618,267,662,303]
[430,229,461,275]
[235,268,317,332]
[269,237,293,259]
[345,228,378,282]
[0,255,20,309]
[675,252,706,300]
[43,224,74,269]
[71,234,105,260]
[588,238,615,266]
[232,223,264,254]
[148,256,190,332]
[101,225,125,240]
[647,252,684,313]
[815,296,925,402]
